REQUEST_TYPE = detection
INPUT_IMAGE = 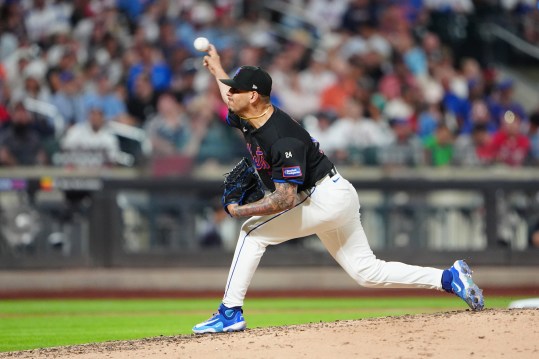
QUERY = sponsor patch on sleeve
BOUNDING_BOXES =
[282,166,302,178]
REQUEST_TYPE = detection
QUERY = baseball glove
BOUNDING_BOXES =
[222,157,265,214]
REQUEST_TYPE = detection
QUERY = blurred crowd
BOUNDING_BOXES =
[1,0,539,172]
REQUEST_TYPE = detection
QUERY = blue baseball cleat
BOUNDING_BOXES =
[192,304,246,334]
[449,260,484,311]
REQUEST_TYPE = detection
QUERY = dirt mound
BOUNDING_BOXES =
[1,309,537,359]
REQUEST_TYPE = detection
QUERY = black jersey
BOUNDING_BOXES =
[226,106,334,192]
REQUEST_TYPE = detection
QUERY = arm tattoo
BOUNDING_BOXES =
[230,182,297,218]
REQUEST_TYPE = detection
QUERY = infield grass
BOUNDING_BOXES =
[0,296,520,352]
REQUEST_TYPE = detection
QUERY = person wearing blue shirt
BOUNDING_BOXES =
[127,42,172,95]
[82,73,126,122]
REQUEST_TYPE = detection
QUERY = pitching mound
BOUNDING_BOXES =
[2,309,537,359]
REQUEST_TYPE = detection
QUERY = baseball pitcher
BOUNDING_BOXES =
[192,44,484,334]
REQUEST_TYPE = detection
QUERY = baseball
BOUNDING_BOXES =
[193,37,210,52]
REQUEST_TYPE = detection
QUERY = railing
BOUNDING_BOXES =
[486,23,539,61]
[1,166,538,269]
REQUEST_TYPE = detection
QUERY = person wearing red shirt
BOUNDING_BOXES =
[489,110,530,166]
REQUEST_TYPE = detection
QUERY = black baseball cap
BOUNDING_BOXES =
[220,66,272,96]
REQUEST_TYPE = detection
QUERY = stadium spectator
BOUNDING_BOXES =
[45,67,62,96]
[0,0,537,170]
[354,74,382,118]
[3,49,32,93]
[169,57,201,105]
[0,99,48,166]
[378,55,417,104]
[382,83,418,132]
[50,71,86,126]
[319,58,360,116]
[266,50,298,105]
[489,110,531,166]
[24,0,59,44]
[126,73,159,127]
[394,32,428,77]
[453,123,494,166]
[487,79,528,130]
[305,0,349,33]
[416,101,443,140]
[423,123,455,166]
[421,31,445,69]
[94,32,125,86]
[521,3,539,45]
[459,79,499,135]
[339,0,379,34]
[378,117,424,167]
[436,68,468,133]
[127,41,172,95]
[189,89,246,165]
[12,72,50,103]
[116,0,146,26]
[157,20,181,63]
[60,101,122,166]
[331,99,392,165]
[144,92,201,158]
[274,71,320,120]
[0,0,26,43]
[82,70,126,122]
[298,50,337,104]
[201,8,240,54]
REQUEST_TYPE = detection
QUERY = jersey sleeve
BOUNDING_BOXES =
[270,137,307,185]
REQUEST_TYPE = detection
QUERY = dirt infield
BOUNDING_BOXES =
[1,309,537,359]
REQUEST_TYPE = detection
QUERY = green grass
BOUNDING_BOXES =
[0,296,521,352]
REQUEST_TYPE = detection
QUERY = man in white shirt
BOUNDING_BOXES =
[61,103,120,165]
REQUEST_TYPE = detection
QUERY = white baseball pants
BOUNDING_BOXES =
[222,172,444,308]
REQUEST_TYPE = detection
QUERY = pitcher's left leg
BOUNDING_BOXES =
[222,192,320,308]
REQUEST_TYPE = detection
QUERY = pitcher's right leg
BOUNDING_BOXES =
[318,214,443,290]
